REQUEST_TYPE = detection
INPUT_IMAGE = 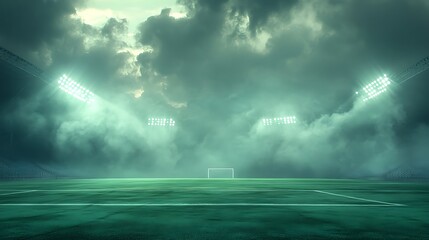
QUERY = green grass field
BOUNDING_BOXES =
[0,178,428,239]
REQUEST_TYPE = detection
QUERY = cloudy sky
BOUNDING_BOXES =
[0,0,429,178]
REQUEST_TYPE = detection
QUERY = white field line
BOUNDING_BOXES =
[314,190,429,193]
[0,190,38,196]
[0,189,405,207]
[0,203,403,207]
[0,188,145,192]
[0,188,425,194]
[0,188,310,192]
[0,188,427,192]
[314,190,405,206]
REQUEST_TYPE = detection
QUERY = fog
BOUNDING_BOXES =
[0,0,428,178]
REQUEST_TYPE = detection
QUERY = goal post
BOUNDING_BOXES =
[207,168,235,179]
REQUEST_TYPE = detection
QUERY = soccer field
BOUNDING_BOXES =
[0,178,428,239]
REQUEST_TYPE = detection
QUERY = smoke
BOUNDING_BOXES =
[1,0,429,178]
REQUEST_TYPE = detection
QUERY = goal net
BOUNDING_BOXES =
[207,168,235,179]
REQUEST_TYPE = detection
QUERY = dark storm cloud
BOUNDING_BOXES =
[229,0,299,34]
[0,0,83,53]
[134,0,429,177]
[318,0,429,59]
[138,1,226,76]
[101,18,128,39]
[313,0,429,141]
[0,0,158,175]
[0,0,83,108]
[1,0,429,178]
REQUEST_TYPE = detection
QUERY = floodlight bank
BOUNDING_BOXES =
[362,75,391,101]
[147,118,175,127]
[262,116,297,125]
[58,74,95,103]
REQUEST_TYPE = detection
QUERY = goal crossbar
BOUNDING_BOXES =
[207,168,235,179]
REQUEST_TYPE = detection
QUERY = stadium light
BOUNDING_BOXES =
[262,116,297,126]
[58,74,95,103]
[147,117,175,127]
[361,74,391,102]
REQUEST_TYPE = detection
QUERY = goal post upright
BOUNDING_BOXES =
[207,168,235,179]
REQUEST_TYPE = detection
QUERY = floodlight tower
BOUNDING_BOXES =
[147,117,176,127]
[57,74,96,103]
[0,46,45,80]
[262,116,297,126]
[355,56,429,102]
[393,56,429,84]
[359,74,391,102]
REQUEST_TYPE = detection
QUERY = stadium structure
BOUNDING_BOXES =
[0,47,44,106]
[1,46,429,239]
[1,46,429,180]
[0,47,65,179]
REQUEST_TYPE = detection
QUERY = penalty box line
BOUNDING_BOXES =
[0,190,38,196]
[0,189,405,207]
[314,190,406,206]
[0,189,407,207]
